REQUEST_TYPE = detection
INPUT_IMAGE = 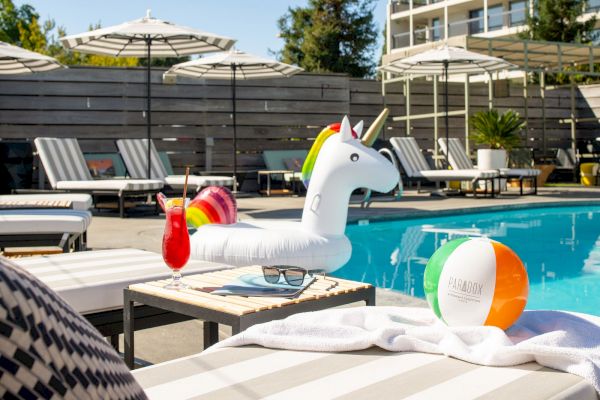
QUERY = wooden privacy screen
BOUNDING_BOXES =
[0,66,596,176]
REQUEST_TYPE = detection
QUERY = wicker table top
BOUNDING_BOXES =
[128,266,372,317]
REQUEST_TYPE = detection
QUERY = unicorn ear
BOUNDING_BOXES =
[353,121,364,138]
[340,116,354,142]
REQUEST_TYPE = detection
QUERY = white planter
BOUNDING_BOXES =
[477,149,507,191]
[477,149,507,170]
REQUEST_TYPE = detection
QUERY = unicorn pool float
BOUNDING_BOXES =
[185,109,399,273]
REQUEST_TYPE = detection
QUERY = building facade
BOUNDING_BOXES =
[385,0,600,58]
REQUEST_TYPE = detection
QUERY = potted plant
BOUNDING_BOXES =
[470,109,524,170]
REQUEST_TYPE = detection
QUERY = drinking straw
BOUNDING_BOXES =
[182,167,190,208]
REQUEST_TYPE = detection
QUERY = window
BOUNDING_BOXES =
[468,9,484,34]
[488,5,504,31]
[432,18,441,41]
[509,0,526,26]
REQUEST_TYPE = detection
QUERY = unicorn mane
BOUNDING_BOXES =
[301,122,357,188]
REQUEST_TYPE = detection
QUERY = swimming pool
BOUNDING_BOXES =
[333,205,600,316]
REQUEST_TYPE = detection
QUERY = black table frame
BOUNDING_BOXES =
[123,285,376,369]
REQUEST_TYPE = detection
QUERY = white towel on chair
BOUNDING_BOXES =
[211,306,600,393]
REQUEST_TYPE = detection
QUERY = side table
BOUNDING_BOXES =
[123,266,375,368]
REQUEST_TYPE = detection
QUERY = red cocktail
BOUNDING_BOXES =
[162,199,190,289]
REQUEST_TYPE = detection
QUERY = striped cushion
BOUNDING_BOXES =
[499,168,541,177]
[116,139,168,180]
[14,249,231,314]
[165,175,235,191]
[0,256,147,399]
[35,138,93,188]
[56,179,163,192]
[439,138,475,170]
[0,209,92,234]
[133,346,595,399]
[389,137,432,177]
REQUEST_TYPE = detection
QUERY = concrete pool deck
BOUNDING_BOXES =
[86,186,600,364]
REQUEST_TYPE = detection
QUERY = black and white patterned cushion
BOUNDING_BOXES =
[0,256,147,400]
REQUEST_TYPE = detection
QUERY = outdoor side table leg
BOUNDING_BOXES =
[123,290,135,369]
[365,286,376,306]
[203,321,219,349]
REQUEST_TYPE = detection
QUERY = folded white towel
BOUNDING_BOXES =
[212,306,600,393]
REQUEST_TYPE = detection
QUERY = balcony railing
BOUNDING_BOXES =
[391,9,527,50]
[391,0,443,13]
[392,25,445,49]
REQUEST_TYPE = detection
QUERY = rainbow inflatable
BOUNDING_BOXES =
[424,237,529,330]
[186,186,237,227]
[301,122,358,188]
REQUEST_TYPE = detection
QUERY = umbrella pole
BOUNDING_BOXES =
[444,61,449,164]
[146,37,152,179]
[232,64,237,192]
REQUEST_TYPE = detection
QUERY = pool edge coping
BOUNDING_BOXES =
[347,198,600,225]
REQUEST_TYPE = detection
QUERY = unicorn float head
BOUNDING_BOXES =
[300,110,399,237]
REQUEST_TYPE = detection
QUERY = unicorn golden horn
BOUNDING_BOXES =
[361,108,389,147]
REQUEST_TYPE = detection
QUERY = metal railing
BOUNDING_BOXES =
[391,0,443,13]
[390,9,527,50]
[392,25,445,49]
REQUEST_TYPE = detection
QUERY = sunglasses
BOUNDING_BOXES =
[262,266,307,286]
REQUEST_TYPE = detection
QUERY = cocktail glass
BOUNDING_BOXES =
[162,198,190,290]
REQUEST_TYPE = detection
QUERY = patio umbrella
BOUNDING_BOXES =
[0,41,64,75]
[61,10,235,178]
[168,50,303,190]
[378,46,516,161]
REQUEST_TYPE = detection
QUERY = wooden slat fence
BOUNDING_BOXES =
[0,66,598,187]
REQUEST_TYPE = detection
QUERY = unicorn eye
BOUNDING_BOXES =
[350,153,359,162]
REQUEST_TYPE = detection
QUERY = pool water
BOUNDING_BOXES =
[333,205,600,316]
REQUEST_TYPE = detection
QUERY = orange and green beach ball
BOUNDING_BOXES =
[424,237,529,330]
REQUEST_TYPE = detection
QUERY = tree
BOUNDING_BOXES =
[523,0,596,43]
[276,0,378,77]
[1,0,47,51]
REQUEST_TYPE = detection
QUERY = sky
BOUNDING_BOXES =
[15,0,388,59]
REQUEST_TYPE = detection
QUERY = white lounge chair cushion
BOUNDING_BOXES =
[0,209,91,234]
[0,193,93,210]
[165,175,235,190]
[56,178,163,192]
[417,169,498,181]
[191,219,352,271]
[15,248,231,314]
[133,346,596,399]
[499,168,541,177]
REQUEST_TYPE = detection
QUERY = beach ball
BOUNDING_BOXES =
[424,237,528,330]
[186,186,237,228]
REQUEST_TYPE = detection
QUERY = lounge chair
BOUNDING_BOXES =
[556,148,577,171]
[0,208,91,252]
[35,137,164,217]
[13,248,231,348]
[116,138,235,192]
[438,138,539,195]
[261,149,308,194]
[388,137,499,196]
[2,257,596,399]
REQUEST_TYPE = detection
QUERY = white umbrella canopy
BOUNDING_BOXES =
[169,50,303,79]
[379,46,517,161]
[0,41,65,75]
[60,10,236,179]
[60,10,235,57]
[168,50,304,190]
[378,45,516,76]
